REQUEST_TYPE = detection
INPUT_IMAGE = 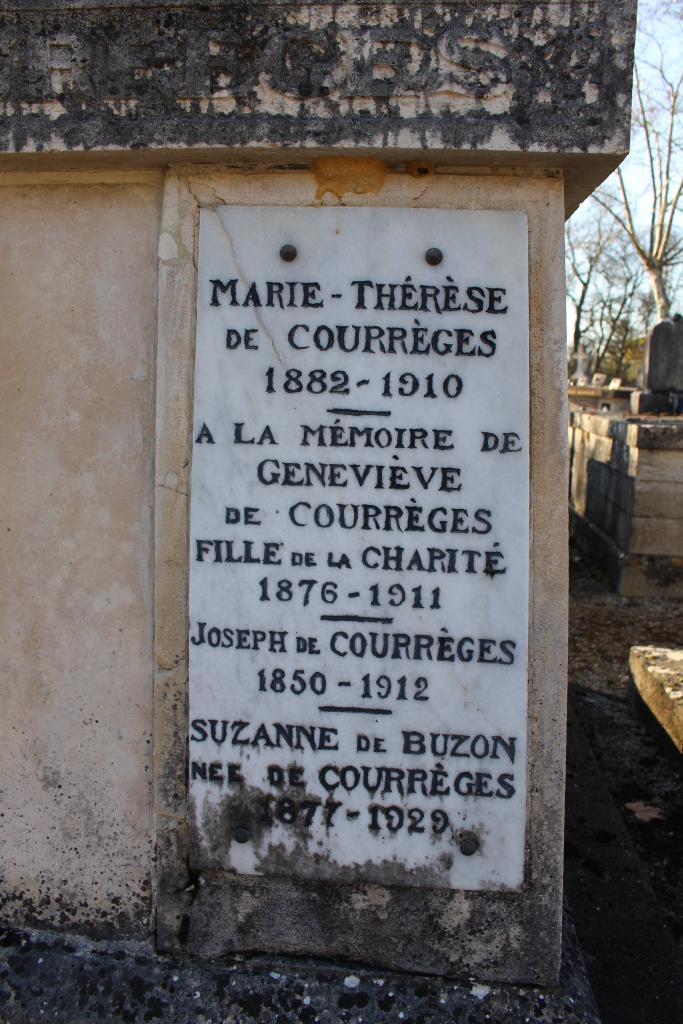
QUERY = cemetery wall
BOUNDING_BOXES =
[569,412,683,598]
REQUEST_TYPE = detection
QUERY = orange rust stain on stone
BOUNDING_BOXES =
[312,156,387,200]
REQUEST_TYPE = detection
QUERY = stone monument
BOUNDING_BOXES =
[631,318,683,414]
[0,1,638,1017]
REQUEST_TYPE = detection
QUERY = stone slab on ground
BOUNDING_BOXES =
[0,916,599,1024]
[629,646,683,754]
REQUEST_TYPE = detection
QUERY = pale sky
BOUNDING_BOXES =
[566,1,683,349]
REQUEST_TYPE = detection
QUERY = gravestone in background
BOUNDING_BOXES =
[632,319,683,414]
[646,320,683,393]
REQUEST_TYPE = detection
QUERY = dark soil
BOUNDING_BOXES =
[566,548,683,1023]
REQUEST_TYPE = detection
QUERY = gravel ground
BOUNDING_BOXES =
[569,550,683,694]
[567,547,683,1023]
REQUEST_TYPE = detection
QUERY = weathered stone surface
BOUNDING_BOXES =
[585,460,632,512]
[0,2,637,210]
[630,389,672,415]
[584,475,683,552]
[160,870,562,982]
[569,413,614,439]
[626,448,683,483]
[646,319,683,392]
[571,416,683,550]
[619,557,683,599]
[570,409,683,591]
[633,480,683,520]
[569,427,615,516]
[0,174,161,937]
[625,419,683,451]
[570,412,683,451]
[584,487,630,551]
[629,517,683,557]
[151,166,569,983]
[570,510,683,599]
[0,916,601,1024]
[630,646,683,754]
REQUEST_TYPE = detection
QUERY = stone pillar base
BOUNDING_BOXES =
[0,913,600,1024]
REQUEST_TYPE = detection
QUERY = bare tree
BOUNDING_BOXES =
[566,223,647,384]
[588,242,646,381]
[566,214,614,364]
[594,58,682,318]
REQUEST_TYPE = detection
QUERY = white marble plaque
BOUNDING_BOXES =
[189,206,529,890]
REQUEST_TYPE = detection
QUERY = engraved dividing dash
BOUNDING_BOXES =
[320,614,394,624]
[318,705,393,716]
[325,407,392,417]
